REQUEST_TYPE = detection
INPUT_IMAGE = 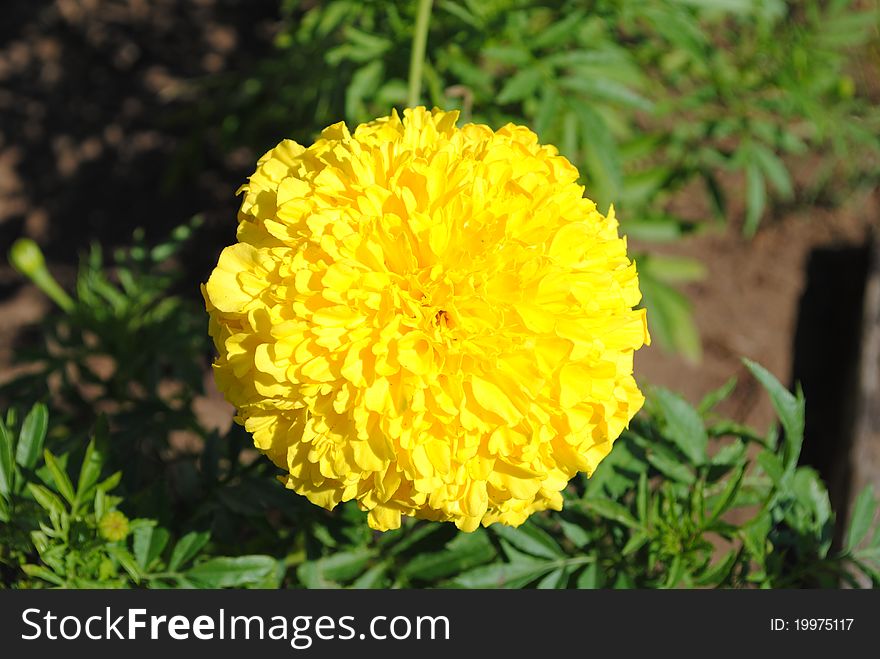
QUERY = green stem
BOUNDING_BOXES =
[8,239,75,312]
[407,0,434,108]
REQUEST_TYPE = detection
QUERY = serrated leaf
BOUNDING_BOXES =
[846,485,877,552]
[16,403,48,470]
[743,359,805,470]
[654,389,708,465]
[188,556,281,589]
[492,522,564,559]
[168,531,211,572]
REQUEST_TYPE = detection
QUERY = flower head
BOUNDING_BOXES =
[204,107,649,531]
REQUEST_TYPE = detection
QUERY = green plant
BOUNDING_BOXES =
[0,404,282,588]
[190,0,880,359]
[4,222,877,589]
[274,360,880,589]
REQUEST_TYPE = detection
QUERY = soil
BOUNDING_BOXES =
[1,0,878,447]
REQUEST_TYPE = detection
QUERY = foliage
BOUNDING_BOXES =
[3,229,878,589]
[190,0,880,358]
[0,405,282,588]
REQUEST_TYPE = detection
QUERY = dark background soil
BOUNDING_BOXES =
[1,0,878,451]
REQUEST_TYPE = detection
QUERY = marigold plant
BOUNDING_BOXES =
[203,107,649,531]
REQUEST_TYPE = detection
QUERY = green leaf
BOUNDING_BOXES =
[75,436,105,509]
[536,568,566,589]
[559,518,591,547]
[43,450,75,505]
[27,483,65,516]
[482,46,531,67]
[757,450,786,486]
[0,417,13,497]
[846,485,877,552]
[16,403,48,470]
[711,440,746,466]
[450,559,556,588]
[401,529,495,581]
[743,359,805,470]
[345,60,384,122]
[22,564,65,586]
[743,161,766,237]
[698,378,738,414]
[622,532,650,556]
[168,531,211,572]
[107,546,141,584]
[672,0,756,14]
[581,498,643,529]
[753,144,793,199]
[0,495,9,522]
[620,217,684,243]
[497,67,544,104]
[187,556,281,589]
[695,550,738,587]
[492,522,564,559]
[133,525,171,571]
[350,562,388,589]
[742,512,771,565]
[576,562,603,589]
[297,549,374,588]
[531,11,587,49]
[571,102,622,205]
[639,274,701,362]
[560,76,653,111]
[654,388,709,465]
[707,464,746,523]
[639,254,707,284]
[647,447,696,484]
[637,472,648,522]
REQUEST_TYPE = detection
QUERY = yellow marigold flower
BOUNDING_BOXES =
[203,107,649,532]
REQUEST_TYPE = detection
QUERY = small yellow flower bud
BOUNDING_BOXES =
[99,510,130,542]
